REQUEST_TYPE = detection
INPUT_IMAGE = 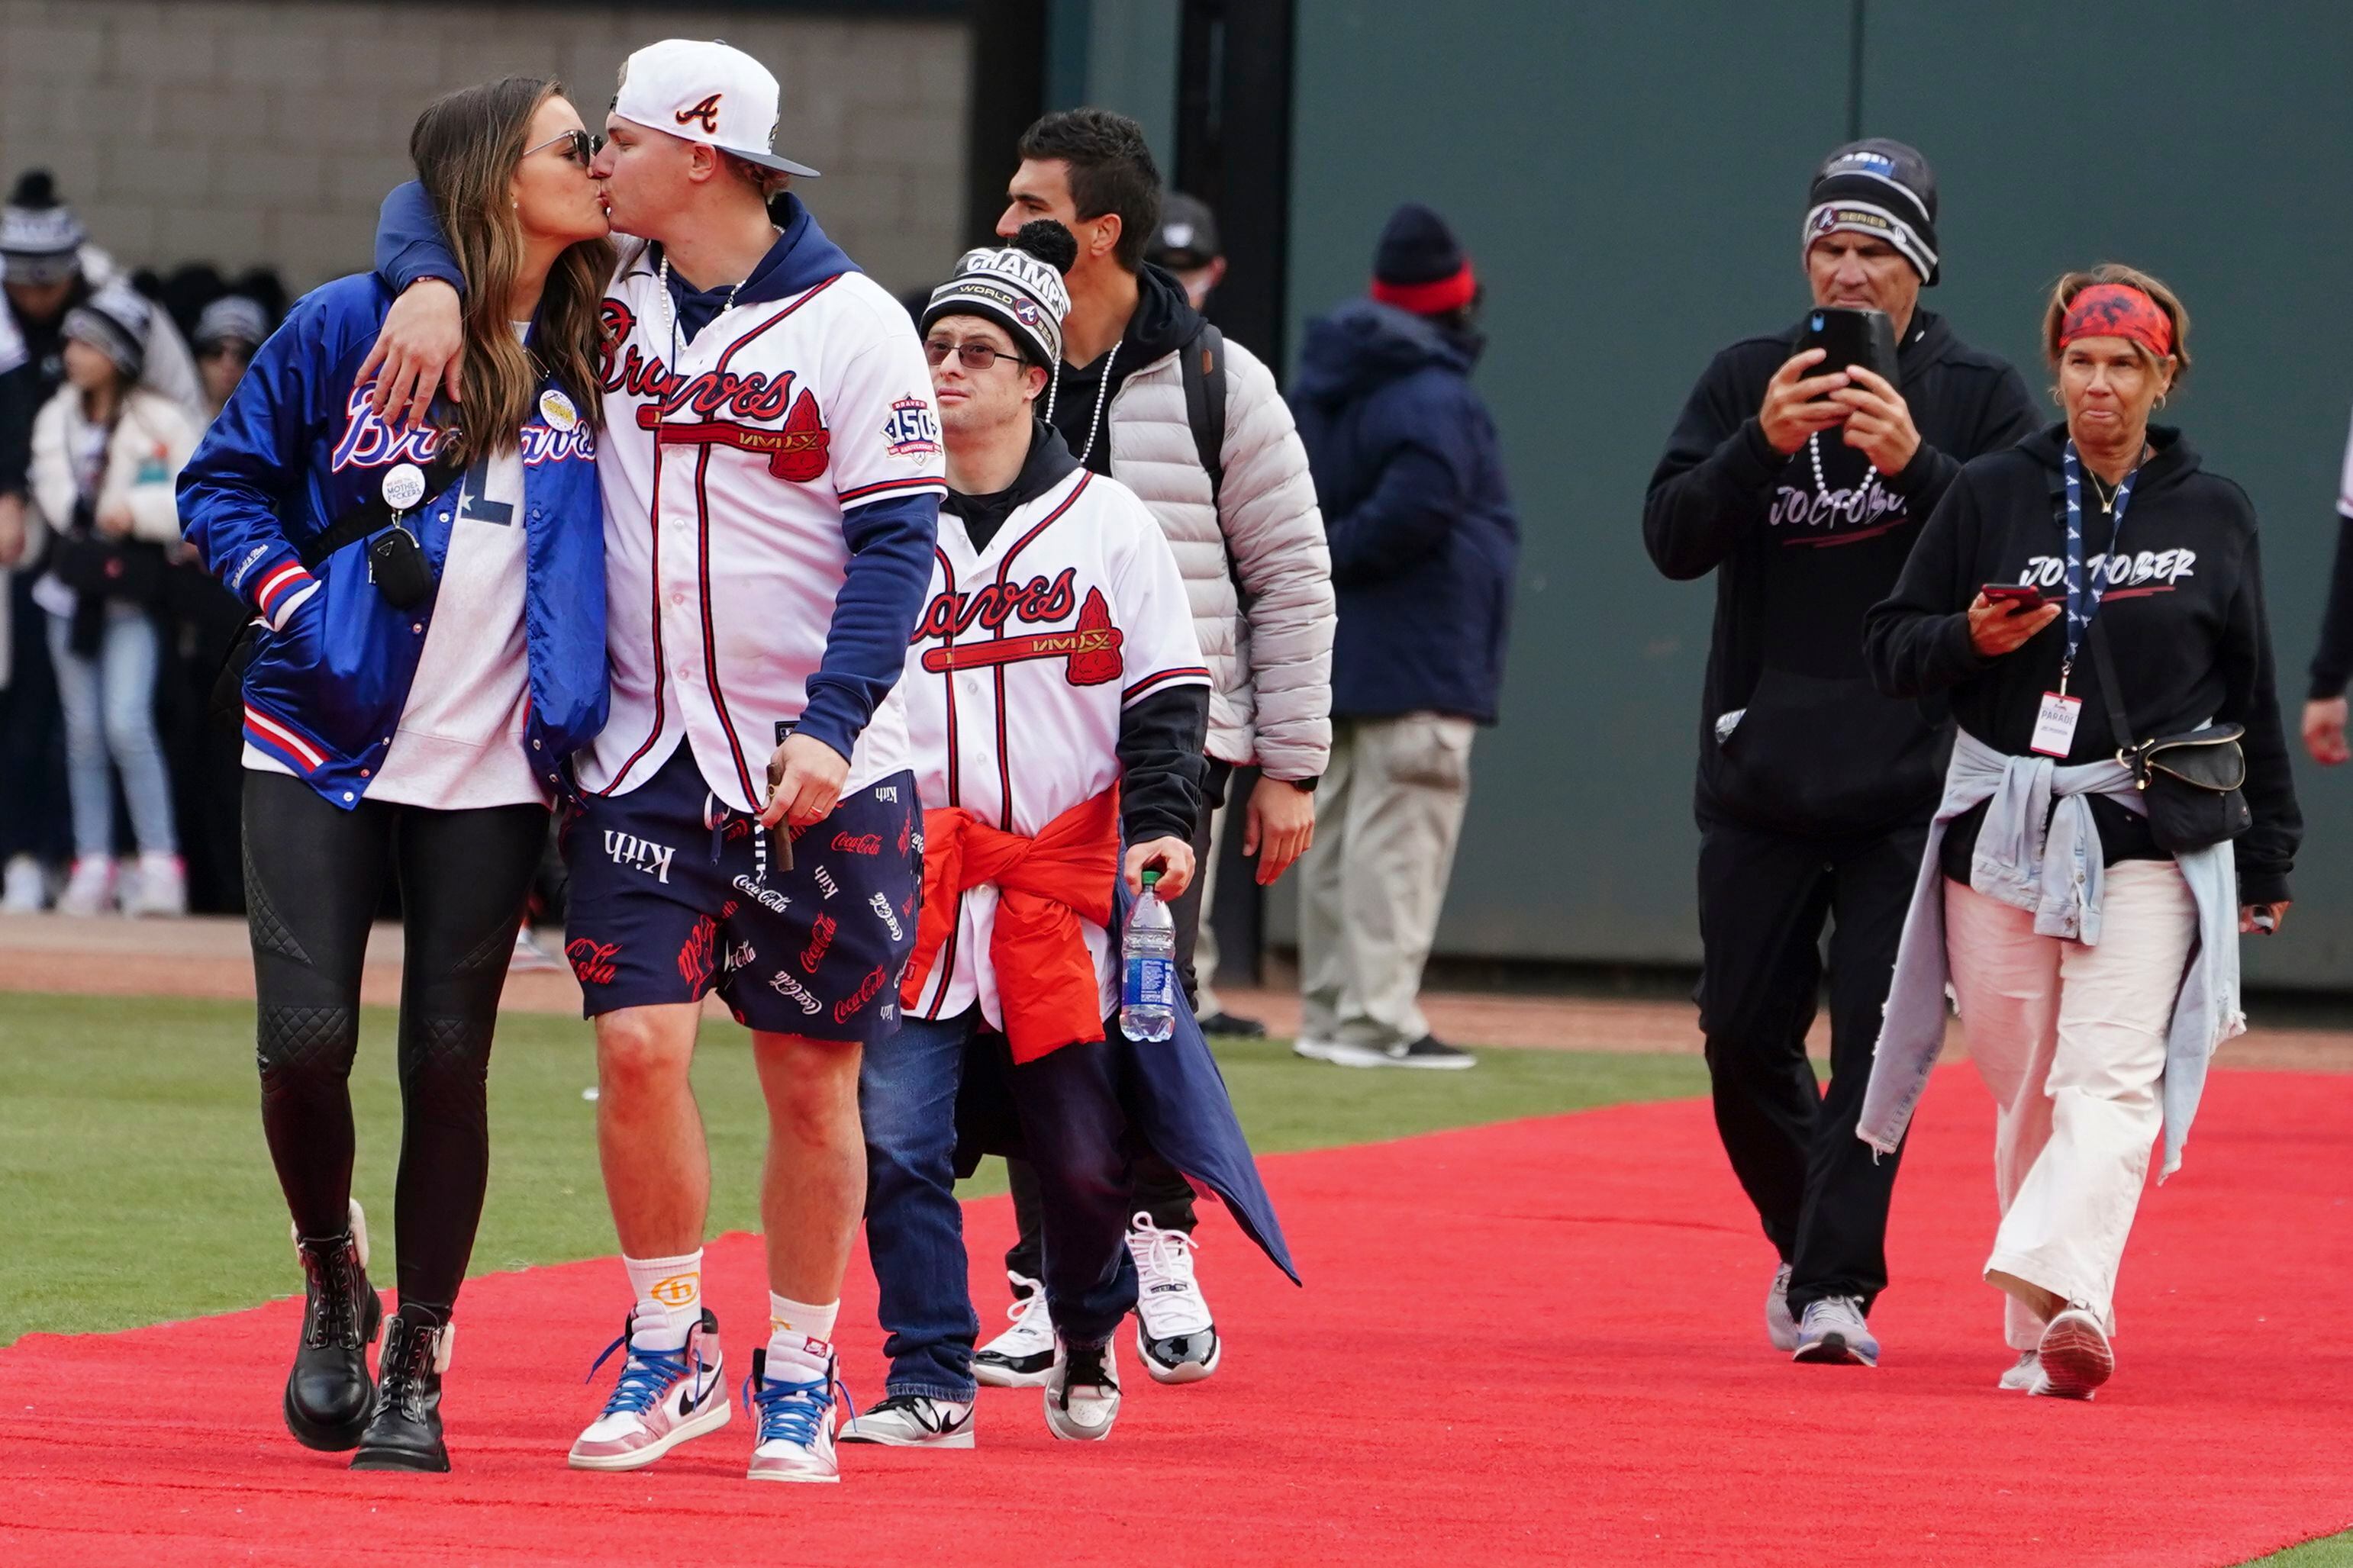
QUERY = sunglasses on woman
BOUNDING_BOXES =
[525,128,604,167]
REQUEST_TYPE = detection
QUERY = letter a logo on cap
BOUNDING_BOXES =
[676,94,721,134]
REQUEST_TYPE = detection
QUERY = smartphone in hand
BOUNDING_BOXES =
[1980,584,2048,607]
[1797,306,1899,390]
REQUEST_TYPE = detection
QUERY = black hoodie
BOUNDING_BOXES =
[1047,264,1202,475]
[1863,423,2300,904]
[1645,310,2036,835]
[940,420,1207,846]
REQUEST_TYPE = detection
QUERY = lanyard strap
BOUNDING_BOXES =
[2060,438,2138,679]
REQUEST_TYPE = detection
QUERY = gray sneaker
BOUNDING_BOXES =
[1998,1349,2045,1392]
[1323,1034,1477,1071]
[1765,1264,1798,1352]
[1791,1296,1878,1367]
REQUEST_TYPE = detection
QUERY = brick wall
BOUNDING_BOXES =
[0,0,970,294]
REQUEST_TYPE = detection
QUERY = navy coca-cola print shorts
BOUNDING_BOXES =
[560,747,921,1041]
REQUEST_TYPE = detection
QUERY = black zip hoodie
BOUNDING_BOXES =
[1645,309,2036,835]
[940,420,1207,846]
[1862,423,2300,904]
[1047,264,1201,476]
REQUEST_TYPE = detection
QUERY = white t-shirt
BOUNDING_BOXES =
[244,442,543,810]
[249,320,546,808]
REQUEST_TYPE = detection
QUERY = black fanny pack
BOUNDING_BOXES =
[208,452,462,729]
[2086,617,2251,854]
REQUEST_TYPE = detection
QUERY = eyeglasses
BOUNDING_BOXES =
[923,338,1027,371]
[525,128,604,167]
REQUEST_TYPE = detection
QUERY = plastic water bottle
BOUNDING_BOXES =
[1120,869,1177,1042]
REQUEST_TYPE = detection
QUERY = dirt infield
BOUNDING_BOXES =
[7,912,2349,1071]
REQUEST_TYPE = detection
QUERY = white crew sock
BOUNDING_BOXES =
[622,1250,704,1351]
[763,1293,839,1383]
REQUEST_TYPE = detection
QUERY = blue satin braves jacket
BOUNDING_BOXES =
[178,273,608,808]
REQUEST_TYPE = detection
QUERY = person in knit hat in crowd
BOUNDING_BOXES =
[24,282,198,916]
[1291,201,1518,1074]
[191,295,272,419]
[1642,139,2036,1369]
[842,220,1291,1448]
[0,169,205,911]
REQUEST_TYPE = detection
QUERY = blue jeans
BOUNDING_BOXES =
[46,606,175,860]
[861,1009,1140,1400]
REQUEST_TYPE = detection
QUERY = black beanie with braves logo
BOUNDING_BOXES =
[1803,139,1940,285]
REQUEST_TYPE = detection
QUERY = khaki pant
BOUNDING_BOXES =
[1297,713,1475,1051]
[1945,861,2197,1348]
[1194,799,1233,1019]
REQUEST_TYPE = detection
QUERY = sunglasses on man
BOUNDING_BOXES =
[525,128,604,167]
[923,339,1030,371]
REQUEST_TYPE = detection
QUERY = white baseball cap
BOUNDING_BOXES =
[612,38,820,179]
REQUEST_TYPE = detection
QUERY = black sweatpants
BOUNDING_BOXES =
[243,770,545,1315]
[1001,760,1233,1277]
[1695,814,1925,1318]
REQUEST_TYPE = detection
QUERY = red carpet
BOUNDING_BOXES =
[5,1066,2351,1566]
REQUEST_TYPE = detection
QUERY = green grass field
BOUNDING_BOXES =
[0,989,2338,1566]
[0,992,1702,1341]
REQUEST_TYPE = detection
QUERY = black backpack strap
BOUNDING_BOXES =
[1181,324,1227,511]
[295,451,466,569]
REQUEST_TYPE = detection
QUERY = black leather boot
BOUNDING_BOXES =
[284,1226,382,1450]
[351,1305,451,1473]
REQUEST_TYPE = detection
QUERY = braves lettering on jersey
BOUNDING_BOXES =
[902,466,1208,1028]
[582,243,946,812]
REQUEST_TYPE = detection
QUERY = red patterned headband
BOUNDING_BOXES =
[2059,283,2174,358]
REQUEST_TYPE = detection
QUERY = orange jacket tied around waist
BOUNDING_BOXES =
[898,790,1120,1063]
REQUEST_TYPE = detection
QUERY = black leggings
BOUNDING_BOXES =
[243,770,545,1316]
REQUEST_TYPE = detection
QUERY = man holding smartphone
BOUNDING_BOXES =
[1643,140,2036,1368]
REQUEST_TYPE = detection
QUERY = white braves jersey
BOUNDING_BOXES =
[903,465,1209,1028]
[580,243,946,810]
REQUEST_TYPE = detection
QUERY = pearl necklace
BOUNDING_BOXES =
[1044,340,1121,465]
[1806,429,1874,499]
[656,249,754,368]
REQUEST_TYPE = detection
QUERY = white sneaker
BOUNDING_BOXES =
[122,852,187,918]
[1,855,44,913]
[1765,1264,1798,1353]
[1999,1349,2046,1392]
[1043,1335,1120,1442]
[2034,1308,2114,1400]
[840,1393,975,1448]
[744,1347,843,1483]
[509,926,562,973]
[56,856,115,917]
[973,1271,1056,1388]
[568,1309,730,1471]
[1293,1036,1340,1061]
[1128,1212,1220,1383]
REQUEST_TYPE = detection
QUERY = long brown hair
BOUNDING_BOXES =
[408,76,614,465]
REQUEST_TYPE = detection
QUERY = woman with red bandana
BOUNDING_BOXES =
[1858,265,2300,1401]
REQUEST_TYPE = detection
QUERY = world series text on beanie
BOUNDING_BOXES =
[922,220,1077,369]
[1801,137,1941,285]
[1370,201,1475,317]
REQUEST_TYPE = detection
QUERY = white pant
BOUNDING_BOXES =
[1298,712,1474,1051]
[1945,860,2197,1347]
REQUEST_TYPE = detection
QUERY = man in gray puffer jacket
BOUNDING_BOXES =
[972,109,1331,1390]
